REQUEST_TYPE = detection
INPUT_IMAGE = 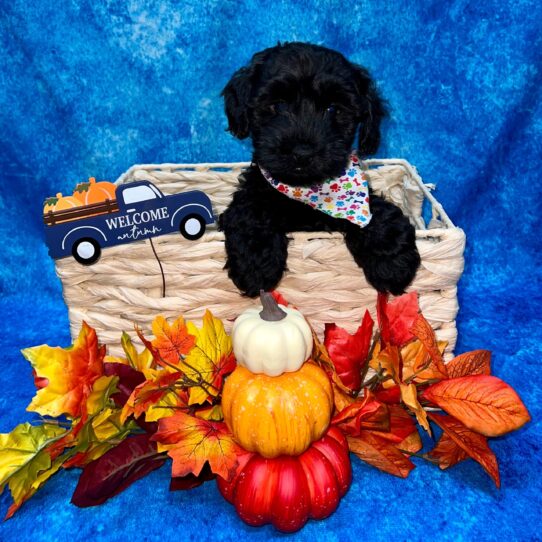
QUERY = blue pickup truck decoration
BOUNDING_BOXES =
[44,180,215,265]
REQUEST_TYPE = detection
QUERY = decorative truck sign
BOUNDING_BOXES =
[43,180,215,265]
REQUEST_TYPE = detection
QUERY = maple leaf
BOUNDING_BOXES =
[377,291,419,346]
[324,310,374,394]
[422,375,531,436]
[151,315,196,366]
[0,422,67,519]
[182,311,236,405]
[347,431,415,478]
[427,413,500,487]
[446,350,491,378]
[152,411,242,481]
[121,370,184,423]
[21,322,106,419]
[105,332,155,376]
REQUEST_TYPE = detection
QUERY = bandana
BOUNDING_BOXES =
[260,152,372,227]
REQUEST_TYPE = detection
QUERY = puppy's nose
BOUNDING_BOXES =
[291,144,314,165]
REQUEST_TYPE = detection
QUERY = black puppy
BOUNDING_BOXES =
[219,42,420,297]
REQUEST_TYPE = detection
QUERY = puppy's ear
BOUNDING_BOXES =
[353,65,388,157]
[221,50,270,140]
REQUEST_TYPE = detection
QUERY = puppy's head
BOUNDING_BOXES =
[222,42,387,185]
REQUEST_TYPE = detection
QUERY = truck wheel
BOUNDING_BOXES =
[179,214,206,240]
[72,238,101,265]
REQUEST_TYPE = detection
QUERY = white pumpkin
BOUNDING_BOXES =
[232,291,313,376]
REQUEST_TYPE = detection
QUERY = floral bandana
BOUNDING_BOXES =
[260,152,372,227]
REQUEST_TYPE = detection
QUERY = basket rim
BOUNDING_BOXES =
[115,158,456,229]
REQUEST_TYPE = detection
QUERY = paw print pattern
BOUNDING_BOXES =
[259,151,372,228]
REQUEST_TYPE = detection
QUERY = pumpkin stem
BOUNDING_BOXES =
[259,290,287,321]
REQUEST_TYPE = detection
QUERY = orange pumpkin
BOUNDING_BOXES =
[222,362,333,458]
[73,177,116,205]
[43,193,81,214]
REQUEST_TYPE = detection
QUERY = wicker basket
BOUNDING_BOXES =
[54,159,465,360]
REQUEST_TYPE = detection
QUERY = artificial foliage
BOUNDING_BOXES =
[0,292,530,528]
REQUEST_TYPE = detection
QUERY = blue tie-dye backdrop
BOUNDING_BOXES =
[1,1,541,541]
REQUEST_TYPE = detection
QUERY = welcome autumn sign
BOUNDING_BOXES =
[0,293,530,528]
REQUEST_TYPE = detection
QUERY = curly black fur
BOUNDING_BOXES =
[219,42,420,297]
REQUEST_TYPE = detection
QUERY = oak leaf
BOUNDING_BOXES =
[422,375,531,436]
[152,412,242,481]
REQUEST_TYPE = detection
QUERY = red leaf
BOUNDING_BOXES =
[428,413,500,487]
[103,362,146,407]
[422,375,531,436]
[332,390,389,436]
[169,463,216,491]
[347,431,415,478]
[377,292,419,346]
[446,350,491,378]
[71,433,167,507]
[428,432,468,469]
[374,385,401,404]
[324,310,374,393]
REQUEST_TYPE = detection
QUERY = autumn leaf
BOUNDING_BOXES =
[332,390,389,436]
[401,339,449,383]
[152,411,242,481]
[324,310,373,393]
[105,332,155,376]
[446,350,491,378]
[0,422,67,519]
[427,413,500,487]
[422,375,531,436]
[347,431,415,478]
[71,433,167,507]
[152,315,196,366]
[369,344,401,386]
[409,314,448,380]
[22,321,106,418]
[427,432,468,469]
[377,291,419,346]
[399,382,431,435]
[182,311,236,405]
[121,370,184,423]
[169,463,216,491]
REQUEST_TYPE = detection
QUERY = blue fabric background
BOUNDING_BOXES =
[1,1,541,540]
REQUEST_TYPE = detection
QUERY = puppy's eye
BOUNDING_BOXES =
[269,102,287,115]
[325,104,340,115]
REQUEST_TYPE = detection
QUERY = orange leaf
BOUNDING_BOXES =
[422,375,531,436]
[401,339,448,383]
[446,350,491,378]
[399,382,431,436]
[369,344,401,385]
[152,412,242,481]
[409,315,448,380]
[332,390,389,436]
[22,322,106,418]
[427,432,468,469]
[428,413,500,487]
[151,315,196,366]
[347,431,415,478]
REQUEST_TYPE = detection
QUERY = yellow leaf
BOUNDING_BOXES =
[183,311,234,405]
[86,375,118,416]
[0,423,66,519]
[105,332,156,379]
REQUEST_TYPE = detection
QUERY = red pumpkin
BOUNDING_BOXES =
[217,426,351,533]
